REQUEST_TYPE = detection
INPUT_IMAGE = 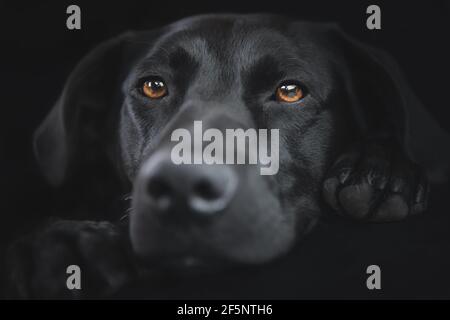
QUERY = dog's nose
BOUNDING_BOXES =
[137,152,238,220]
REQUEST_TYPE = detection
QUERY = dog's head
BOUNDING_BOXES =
[33,14,438,267]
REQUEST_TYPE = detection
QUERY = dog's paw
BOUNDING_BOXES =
[322,141,429,222]
[5,220,136,299]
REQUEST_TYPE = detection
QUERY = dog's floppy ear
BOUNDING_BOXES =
[34,32,136,186]
[331,26,450,178]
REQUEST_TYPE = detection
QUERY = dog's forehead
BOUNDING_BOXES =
[151,17,319,67]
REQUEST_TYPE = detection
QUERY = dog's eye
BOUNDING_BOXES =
[276,82,305,103]
[141,78,167,99]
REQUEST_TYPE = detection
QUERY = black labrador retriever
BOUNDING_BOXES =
[6,13,450,298]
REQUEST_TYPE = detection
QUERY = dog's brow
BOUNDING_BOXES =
[134,56,168,76]
[136,43,200,76]
[168,47,197,70]
[242,55,285,93]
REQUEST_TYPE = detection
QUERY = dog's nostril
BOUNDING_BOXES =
[193,178,222,201]
[189,170,238,215]
[146,176,172,209]
[147,176,171,198]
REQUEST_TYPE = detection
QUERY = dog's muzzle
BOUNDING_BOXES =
[134,151,238,223]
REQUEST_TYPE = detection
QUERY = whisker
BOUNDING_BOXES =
[122,193,133,201]
[120,213,130,221]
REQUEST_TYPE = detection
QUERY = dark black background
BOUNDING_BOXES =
[0,0,449,299]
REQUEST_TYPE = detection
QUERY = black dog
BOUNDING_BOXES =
[6,14,450,298]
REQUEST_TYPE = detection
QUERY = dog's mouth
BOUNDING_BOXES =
[138,251,235,275]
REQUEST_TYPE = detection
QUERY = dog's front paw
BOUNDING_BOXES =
[5,220,136,299]
[322,141,429,222]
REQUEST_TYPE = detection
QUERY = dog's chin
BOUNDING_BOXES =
[129,225,284,272]
[136,251,235,276]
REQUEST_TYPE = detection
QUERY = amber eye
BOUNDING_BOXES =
[275,83,305,103]
[142,78,167,99]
